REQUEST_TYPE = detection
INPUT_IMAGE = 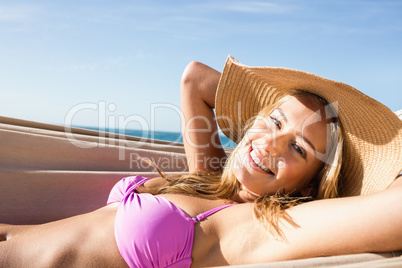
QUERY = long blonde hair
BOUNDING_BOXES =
[141,91,344,238]
[248,91,343,237]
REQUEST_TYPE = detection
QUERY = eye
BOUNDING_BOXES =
[270,116,281,129]
[293,144,307,158]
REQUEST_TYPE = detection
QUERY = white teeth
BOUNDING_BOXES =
[250,149,273,174]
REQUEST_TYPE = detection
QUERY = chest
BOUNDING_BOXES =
[192,204,272,266]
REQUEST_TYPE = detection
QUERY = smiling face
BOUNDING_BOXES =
[233,94,333,201]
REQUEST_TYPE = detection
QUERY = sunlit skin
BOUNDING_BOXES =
[234,95,332,202]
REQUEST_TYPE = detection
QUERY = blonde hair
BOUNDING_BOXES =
[249,91,343,238]
[222,91,343,197]
[141,91,344,238]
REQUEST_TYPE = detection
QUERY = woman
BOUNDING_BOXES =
[181,56,400,197]
[1,56,401,267]
[180,59,343,202]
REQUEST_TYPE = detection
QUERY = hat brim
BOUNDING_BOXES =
[215,55,402,197]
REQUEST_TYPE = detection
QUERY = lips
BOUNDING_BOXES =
[248,144,274,175]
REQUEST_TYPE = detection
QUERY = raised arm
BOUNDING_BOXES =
[269,177,402,260]
[180,61,227,173]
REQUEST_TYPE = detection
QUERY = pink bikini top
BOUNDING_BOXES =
[107,175,235,268]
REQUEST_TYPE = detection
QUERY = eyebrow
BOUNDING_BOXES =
[276,108,288,123]
[276,108,317,158]
[296,132,317,158]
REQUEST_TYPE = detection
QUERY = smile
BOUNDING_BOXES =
[249,145,274,175]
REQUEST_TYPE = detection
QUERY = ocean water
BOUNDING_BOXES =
[79,126,237,148]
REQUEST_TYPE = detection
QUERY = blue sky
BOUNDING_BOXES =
[1,0,401,132]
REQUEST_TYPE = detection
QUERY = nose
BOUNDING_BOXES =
[255,131,289,157]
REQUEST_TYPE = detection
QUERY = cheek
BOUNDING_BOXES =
[232,147,256,188]
[244,122,272,140]
[278,160,313,188]
[232,148,247,176]
[232,159,249,189]
[232,167,242,183]
[235,146,253,169]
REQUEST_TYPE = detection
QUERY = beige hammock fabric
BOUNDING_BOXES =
[0,116,189,224]
[0,116,401,267]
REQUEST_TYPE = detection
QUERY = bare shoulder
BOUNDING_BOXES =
[142,176,167,189]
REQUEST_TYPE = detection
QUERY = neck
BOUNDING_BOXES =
[235,188,260,203]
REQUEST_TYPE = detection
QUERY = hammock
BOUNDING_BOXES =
[0,115,401,267]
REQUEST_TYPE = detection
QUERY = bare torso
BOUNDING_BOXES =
[0,192,265,268]
[1,204,126,268]
[3,178,401,267]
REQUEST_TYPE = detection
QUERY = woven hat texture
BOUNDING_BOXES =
[215,55,402,197]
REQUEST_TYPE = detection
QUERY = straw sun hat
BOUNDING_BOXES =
[215,55,402,197]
